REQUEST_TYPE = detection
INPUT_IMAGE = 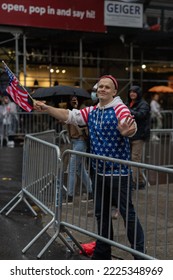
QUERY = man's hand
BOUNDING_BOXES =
[117,115,136,137]
[33,100,48,112]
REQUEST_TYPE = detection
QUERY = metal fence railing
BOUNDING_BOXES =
[161,110,173,129]
[54,149,173,261]
[144,129,173,169]
[0,110,173,148]
[0,130,60,222]
[0,112,63,147]
[1,130,173,260]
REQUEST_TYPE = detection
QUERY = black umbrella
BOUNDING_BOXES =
[32,85,91,99]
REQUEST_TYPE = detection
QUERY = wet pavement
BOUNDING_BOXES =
[0,145,88,260]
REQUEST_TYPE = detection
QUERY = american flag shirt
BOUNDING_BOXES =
[67,96,136,176]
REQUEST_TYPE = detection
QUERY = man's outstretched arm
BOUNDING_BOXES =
[34,100,69,122]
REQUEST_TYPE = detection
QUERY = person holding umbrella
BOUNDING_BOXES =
[34,75,145,260]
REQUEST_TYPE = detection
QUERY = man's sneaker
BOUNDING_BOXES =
[134,182,145,190]
[87,209,94,216]
[82,193,93,202]
[88,193,93,201]
[138,182,146,190]
[67,195,73,203]
[111,208,119,219]
[151,135,160,141]
[62,195,73,205]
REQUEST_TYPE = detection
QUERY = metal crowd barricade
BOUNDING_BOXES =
[0,130,60,246]
[1,110,172,147]
[144,129,173,168]
[1,130,173,260]
[161,110,173,129]
[22,148,171,260]
[15,111,63,134]
[0,111,63,147]
[51,149,173,260]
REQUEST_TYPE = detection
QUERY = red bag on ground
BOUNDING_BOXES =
[79,241,96,256]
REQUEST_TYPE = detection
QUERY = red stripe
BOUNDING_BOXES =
[80,107,90,123]
[115,104,131,120]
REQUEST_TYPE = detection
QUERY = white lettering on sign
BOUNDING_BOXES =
[0,2,96,20]
[0,1,102,32]
[56,8,71,16]
[73,10,85,19]
[1,3,26,13]
[29,6,46,15]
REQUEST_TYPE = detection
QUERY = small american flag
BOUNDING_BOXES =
[3,62,33,112]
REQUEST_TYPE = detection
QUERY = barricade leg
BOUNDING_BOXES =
[61,226,87,255]
[37,230,60,259]
[0,190,37,217]
[22,217,55,254]
[0,191,22,214]
[36,225,87,259]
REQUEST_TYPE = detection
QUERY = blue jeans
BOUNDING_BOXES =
[68,139,92,197]
[93,175,144,259]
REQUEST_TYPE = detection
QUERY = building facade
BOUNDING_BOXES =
[0,0,173,106]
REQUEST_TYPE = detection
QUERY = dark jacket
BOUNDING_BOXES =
[126,85,150,141]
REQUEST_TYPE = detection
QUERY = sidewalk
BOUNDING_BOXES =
[0,146,88,260]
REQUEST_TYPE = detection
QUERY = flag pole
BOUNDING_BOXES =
[2,60,34,102]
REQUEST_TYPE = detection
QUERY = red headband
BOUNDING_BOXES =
[99,75,118,90]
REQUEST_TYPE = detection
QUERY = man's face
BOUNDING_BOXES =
[97,78,117,105]
[70,96,78,108]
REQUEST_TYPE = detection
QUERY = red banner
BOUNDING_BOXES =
[0,0,106,32]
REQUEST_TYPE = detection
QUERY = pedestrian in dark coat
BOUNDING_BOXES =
[126,85,150,189]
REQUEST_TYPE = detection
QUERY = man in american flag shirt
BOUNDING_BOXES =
[34,75,145,260]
